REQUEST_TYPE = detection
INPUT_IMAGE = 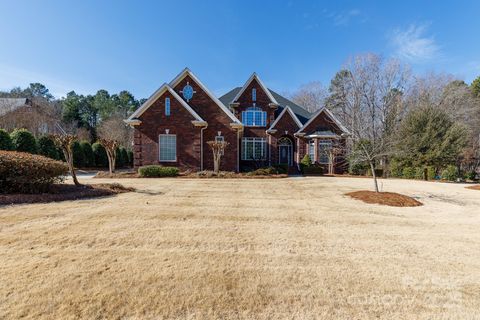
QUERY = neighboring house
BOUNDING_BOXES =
[125,68,349,173]
[0,98,61,136]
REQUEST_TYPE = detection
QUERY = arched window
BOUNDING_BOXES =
[241,106,266,127]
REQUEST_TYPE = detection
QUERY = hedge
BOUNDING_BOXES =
[0,151,68,193]
[127,150,134,167]
[11,128,37,153]
[121,148,129,167]
[115,147,125,168]
[92,142,108,167]
[138,165,179,177]
[72,141,85,167]
[37,136,59,160]
[442,165,459,181]
[303,165,324,175]
[80,141,95,167]
[0,129,13,151]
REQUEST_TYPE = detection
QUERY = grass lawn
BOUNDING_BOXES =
[1,177,479,319]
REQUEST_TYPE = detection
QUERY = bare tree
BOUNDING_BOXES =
[290,81,327,112]
[51,134,81,186]
[328,53,411,192]
[98,138,119,174]
[207,140,229,174]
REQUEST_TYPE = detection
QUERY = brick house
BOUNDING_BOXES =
[125,68,349,173]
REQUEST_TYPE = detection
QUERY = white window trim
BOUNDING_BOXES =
[241,137,266,160]
[159,134,177,162]
[241,107,267,127]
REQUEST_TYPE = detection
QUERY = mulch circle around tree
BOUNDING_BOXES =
[346,191,423,207]
[0,183,135,206]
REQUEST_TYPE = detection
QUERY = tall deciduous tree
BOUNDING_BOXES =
[290,81,327,112]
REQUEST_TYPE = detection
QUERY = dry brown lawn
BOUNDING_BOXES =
[1,177,479,319]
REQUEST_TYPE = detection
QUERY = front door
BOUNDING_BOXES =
[278,137,293,166]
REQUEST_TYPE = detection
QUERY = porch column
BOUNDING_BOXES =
[313,138,318,163]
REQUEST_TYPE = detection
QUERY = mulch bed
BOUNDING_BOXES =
[466,185,480,190]
[346,190,423,207]
[0,183,135,206]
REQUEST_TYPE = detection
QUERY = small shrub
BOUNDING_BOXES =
[402,167,415,179]
[10,128,37,153]
[349,162,368,175]
[272,164,288,174]
[247,167,277,176]
[464,171,477,181]
[427,166,436,180]
[303,165,323,175]
[0,129,13,151]
[80,141,95,167]
[414,167,424,180]
[127,150,134,167]
[37,136,59,160]
[121,148,129,168]
[0,151,68,193]
[388,159,403,177]
[441,165,459,182]
[115,147,126,168]
[72,141,85,167]
[138,165,179,177]
[367,168,383,177]
[300,154,312,171]
[92,142,108,167]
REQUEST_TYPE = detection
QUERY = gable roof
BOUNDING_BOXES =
[231,73,279,105]
[219,88,311,124]
[268,106,303,130]
[169,68,241,124]
[125,83,205,124]
[296,107,349,135]
[0,98,29,117]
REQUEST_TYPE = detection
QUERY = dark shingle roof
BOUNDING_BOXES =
[218,88,311,124]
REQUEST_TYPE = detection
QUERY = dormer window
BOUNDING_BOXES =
[165,97,170,116]
[252,88,256,102]
[241,106,266,127]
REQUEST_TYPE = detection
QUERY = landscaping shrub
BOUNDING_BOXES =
[0,151,68,193]
[427,166,436,180]
[349,162,368,175]
[92,142,108,167]
[120,147,129,168]
[303,165,324,175]
[367,168,383,177]
[37,136,59,160]
[441,165,459,181]
[247,167,277,176]
[388,159,403,178]
[115,147,126,168]
[414,167,424,180]
[10,128,37,153]
[464,171,477,181]
[80,141,95,167]
[127,150,134,167]
[300,154,312,171]
[72,141,85,167]
[138,165,179,177]
[402,167,415,179]
[272,164,288,174]
[0,129,13,151]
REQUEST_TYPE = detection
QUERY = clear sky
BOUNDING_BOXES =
[1,0,479,99]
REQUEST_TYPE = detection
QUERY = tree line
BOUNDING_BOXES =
[290,53,480,190]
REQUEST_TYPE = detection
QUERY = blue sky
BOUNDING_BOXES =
[1,0,479,99]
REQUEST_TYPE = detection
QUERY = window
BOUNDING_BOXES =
[215,135,224,155]
[242,137,266,160]
[165,97,170,116]
[308,140,315,160]
[318,140,332,164]
[159,134,176,161]
[241,107,266,127]
[252,88,256,102]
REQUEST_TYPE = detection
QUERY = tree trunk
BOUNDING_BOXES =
[213,152,219,174]
[369,160,379,193]
[64,150,81,186]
